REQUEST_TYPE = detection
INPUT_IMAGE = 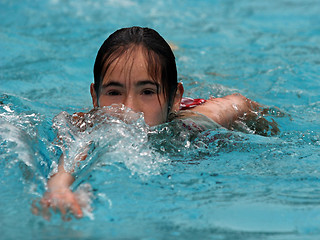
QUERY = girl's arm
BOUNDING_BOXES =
[34,112,91,220]
[192,93,279,136]
[37,154,83,220]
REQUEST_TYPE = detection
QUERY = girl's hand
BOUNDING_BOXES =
[32,165,83,221]
[32,187,83,221]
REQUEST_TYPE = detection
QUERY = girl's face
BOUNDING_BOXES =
[91,47,182,126]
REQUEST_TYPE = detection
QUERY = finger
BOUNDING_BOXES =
[59,202,75,221]
[70,200,83,219]
[52,204,57,213]
[42,204,51,221]
[62,210,72,222]
[40,197,50,208]
[62,215,72,222]
[31,200,40,216]
[58,201,67,216]
[39,197,52,221]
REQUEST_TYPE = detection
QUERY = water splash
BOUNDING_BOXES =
[51,104,169,179]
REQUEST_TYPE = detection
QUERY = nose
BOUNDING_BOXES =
[123,95,138,112]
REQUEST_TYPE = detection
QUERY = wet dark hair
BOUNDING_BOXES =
[93,26,178,112]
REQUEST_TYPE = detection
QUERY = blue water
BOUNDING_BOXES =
[1,0,320,239]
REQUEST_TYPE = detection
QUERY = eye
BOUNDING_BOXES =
[106,90,121,96]
[142,89,156,95]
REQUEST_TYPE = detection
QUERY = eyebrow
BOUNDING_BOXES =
[101,81,124,89]
[101,80,159,89]
[136,80,159,88]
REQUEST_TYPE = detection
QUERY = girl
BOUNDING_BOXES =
[36,26,278,219]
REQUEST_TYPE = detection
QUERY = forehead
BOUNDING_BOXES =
[102,46,161,85]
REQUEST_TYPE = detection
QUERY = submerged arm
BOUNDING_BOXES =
[35,112,92,220]
[48,155,75,190]
[37,154,83,220]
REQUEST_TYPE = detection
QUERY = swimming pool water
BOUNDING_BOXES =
[1,0,320,239]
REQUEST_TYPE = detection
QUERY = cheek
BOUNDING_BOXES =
[98,96,120,107]
[98,96,107,107]
[143,101,168,126]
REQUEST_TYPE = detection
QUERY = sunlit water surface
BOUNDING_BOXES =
[1,0,320,239]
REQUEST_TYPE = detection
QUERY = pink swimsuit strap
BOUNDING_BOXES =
[180,97,206,110]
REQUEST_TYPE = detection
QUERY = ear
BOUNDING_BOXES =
[90,83,98,107]
[171,82,184,112]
